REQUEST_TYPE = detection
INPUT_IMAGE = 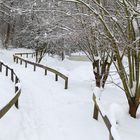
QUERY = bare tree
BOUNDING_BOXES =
[65,1,113,88]
[68,0,140,118]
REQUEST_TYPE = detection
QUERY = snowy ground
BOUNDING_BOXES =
[1,48,140,140]
[0,72,15,109]
[0,49,107,140]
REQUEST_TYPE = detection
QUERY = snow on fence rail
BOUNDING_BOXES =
[93,89,122,140]
[15,50,43,63]
[13,53,68,89]
[0,61,21,119]
[93,93,114,140]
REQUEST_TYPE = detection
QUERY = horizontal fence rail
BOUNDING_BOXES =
[14,52,35,58]
[13,53,68,89]
[93,93,114,140]
[0,61,21,119]
[15,50,43,63]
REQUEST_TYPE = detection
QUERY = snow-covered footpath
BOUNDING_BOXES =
[1,48,140,140]
[0,49,107,140]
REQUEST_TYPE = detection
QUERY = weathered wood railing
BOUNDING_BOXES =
[93,93,114,140]
[15,51,43,63]
[0,61,21,119]
[15,52,35,58]
[13,53,68,89]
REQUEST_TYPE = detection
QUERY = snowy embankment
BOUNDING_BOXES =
[0,49,107,140]
[93,85,140,140]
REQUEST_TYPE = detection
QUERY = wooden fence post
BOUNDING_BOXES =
[34,65,36,71]
[25,62,27,68]
[93,103,99,120]
[36,52,38,62]
[6,66,8,76]
[0,62,2,72]
[45,69,47,75]
[16,58,18,63]
[20,59,22,65]
[65,78,68,89]
[15,76,19,108]
[11,69,14,82]
[13,56,15,62]
[55,74,58,81]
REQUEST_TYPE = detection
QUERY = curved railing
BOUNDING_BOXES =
[0,61,21,119]
[13,53,68,89]
[93,93,114,140]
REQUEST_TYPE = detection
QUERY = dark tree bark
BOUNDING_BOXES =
[93,59,112,88]
[128,98,139,118]
[4,23,11,49]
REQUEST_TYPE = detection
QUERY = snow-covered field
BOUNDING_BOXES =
[0,48,140,140]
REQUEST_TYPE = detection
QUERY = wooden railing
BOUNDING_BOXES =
[13,53,68,89]
[0,61,21,119]
[93,93,114,140]
[15,50,43,63]
[15,52,35,58]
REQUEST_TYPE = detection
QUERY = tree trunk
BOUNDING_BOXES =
[61,51,65,61]
[93,61,101,88]
[4,23,11,49]
[128,99,139,118]
[94,72,101,88]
